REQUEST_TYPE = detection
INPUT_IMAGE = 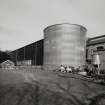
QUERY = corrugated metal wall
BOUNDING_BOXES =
[43,23,87,70]
[9,39,43,66]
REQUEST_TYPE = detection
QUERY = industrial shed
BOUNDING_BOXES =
[9,23,105,71]
[9,39,43,66]
[9,23,87,69]
[86,35,105,70]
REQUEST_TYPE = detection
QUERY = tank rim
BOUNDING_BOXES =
[44,23,87,32]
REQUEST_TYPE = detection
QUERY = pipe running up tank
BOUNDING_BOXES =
[43,23,87,70]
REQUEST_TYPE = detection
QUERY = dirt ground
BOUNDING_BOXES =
[0,69,105,105]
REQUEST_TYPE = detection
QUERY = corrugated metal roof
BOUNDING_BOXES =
[87,35,105,46]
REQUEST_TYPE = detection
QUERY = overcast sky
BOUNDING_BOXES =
[0,0,105,51]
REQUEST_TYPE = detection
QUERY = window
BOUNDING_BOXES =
[97,46,104,51]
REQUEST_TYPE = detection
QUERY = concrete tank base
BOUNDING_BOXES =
[43,23,87,70]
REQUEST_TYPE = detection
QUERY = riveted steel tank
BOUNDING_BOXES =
[43,23,87,70]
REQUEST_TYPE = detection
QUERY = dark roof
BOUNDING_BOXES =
[10,39,44,52]
[87,35,105,46]
[88,35,105,41]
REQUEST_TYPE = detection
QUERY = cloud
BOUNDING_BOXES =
[0,0,105,50]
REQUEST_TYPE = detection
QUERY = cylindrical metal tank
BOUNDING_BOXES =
[92,54,100,65]
[43,23,87,70]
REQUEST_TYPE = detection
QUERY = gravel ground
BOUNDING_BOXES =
[0,69,105,105]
